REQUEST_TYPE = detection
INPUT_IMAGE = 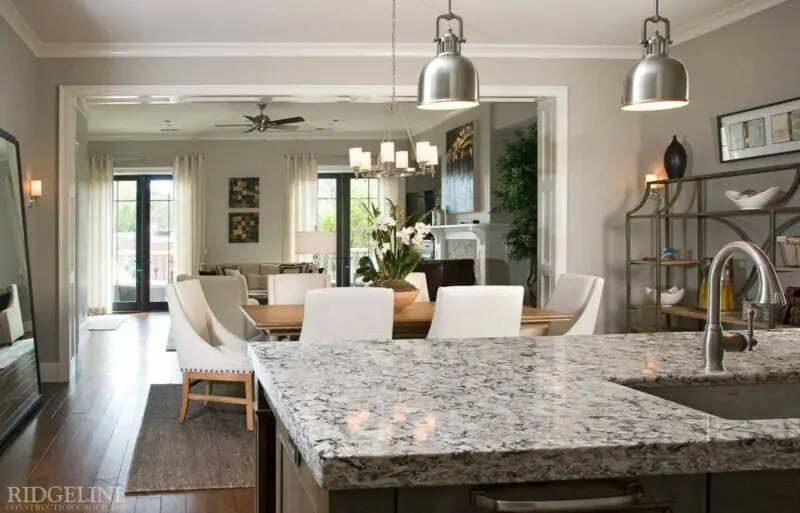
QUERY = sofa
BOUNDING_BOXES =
[199,262,314,291]
[0,284,25,346]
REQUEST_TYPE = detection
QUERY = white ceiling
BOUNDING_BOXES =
[85,100,457,141]
[1,0,788,58]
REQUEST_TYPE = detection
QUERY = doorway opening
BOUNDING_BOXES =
[317,171,382,287]
[112,172,175,312]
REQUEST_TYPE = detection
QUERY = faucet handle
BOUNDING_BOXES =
[746,306,758,350]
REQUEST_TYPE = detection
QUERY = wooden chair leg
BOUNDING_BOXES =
[204,381,213,407]
[179,372,190,423]
[244,374,254,432]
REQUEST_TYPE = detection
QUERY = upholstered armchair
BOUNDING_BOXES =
[176,274,259,340]
[166,280,254,431]
[0,284,25,346]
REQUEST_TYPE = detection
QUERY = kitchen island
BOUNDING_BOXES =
[249,331,800,512]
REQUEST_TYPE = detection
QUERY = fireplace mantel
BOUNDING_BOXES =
[428,223,510,286]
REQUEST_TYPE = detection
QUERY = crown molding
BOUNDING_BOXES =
[35,42,641,59]
[0,0,42,55]
[87,131,390,143]
[1,0,787,59]
[672,0,789,45]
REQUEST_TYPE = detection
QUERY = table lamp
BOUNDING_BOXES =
[295,231,337,273]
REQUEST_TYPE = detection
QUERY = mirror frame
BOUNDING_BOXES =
[0,127,42,446]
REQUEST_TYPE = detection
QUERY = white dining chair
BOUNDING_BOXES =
[299,288,394,343]
[405,272,430,302]
[166,280,254,431]
[523,274,605,337]
[267,273,331,305]
[176,274,259,340]
[426,286,524,339]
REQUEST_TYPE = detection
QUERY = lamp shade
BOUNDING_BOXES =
[295,231,337,255]
[30,180,42,197]
[418,29,479,112]
[622,54,689,112]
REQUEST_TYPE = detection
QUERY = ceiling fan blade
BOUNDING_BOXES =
[244,114,259,123]
[244,127,257,134]
[270,116,305,126]
[214,124,251,128]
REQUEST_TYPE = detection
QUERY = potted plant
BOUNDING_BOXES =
[355,199,430,311]
[494,124,538,304]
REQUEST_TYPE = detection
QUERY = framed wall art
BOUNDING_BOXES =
[229,177,260,208]
[717,96,800,163]
[229,212,259,243]
[444,121,476,213]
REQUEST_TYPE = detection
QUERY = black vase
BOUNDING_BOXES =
[663,135,687,179]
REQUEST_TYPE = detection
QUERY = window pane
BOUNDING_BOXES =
[113,180,138,304]
[115,180,138,201]
[149,179,175,303]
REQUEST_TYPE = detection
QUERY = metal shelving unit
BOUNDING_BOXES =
[625,163,800,333]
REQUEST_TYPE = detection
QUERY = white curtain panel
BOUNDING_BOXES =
[283,154,318,262]
[379,176,406,215]
[87,156,114,315]
[174,155,207,276]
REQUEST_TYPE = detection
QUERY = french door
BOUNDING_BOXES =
[317,174,382,287]
[112,175,175,312]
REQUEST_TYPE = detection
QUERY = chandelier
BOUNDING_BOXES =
[349,0,439,179]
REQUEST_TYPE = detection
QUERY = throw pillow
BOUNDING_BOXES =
[246,274,269,290]
[223,268,242,277]
[279,264,306,274]
[198,270,217,276]
[216,265,241,276]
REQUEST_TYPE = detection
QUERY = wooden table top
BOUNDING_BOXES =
[241,301,572,331]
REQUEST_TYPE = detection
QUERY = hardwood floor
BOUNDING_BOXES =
[0,313,254,513]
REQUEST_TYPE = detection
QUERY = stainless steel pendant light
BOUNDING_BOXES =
[622,0,689,112]
[417,0,479,111]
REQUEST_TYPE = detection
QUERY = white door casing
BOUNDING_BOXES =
[537,98,557,308]
[57,84,568,382]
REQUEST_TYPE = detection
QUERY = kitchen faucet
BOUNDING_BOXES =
[702,241,786,372]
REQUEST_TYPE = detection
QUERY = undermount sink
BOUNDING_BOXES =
[626,382,800,420]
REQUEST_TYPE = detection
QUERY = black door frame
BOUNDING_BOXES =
[318,173,352,287]
[112,174,173,312]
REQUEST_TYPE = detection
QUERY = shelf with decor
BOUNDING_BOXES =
[625,162,800,333]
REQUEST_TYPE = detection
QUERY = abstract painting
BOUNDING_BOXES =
[718,96,800,162]
[228,212,259,243]
[444,121,475,213]
[229,177,260,208]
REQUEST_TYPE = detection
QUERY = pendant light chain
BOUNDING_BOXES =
[391,0,397,103]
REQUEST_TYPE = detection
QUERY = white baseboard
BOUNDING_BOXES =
[39,362,63,383]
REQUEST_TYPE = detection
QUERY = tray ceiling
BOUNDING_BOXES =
[1,0,789,58]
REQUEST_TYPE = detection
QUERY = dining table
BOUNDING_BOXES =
[241,301,573,340]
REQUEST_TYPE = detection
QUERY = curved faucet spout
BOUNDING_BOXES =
[703,241,786,372]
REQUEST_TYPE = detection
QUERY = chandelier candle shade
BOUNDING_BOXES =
[350,0,438,179]
[417,0,479,111]
[622,0,689,112]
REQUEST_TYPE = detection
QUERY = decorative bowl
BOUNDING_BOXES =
[393,289,419,312]
[645,286,685,307]
[725,186,781,210]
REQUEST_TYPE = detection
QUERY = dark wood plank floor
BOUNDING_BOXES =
[0,313,254,513]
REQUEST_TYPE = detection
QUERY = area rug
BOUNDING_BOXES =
[125,383,254,494]
[87,315,129,331]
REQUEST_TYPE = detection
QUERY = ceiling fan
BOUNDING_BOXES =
[214,103,305,133]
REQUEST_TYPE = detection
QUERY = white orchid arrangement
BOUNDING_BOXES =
[356,199,430,292]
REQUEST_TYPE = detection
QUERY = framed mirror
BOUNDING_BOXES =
[0,128,41,445]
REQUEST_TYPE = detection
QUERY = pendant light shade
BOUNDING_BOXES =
[622,0,689,112]
[418,2,479,111]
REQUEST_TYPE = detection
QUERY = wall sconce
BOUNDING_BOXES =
[645,173,663,201]
[28,179,42,208]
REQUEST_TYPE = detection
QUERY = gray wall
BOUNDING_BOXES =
[0,15,37,337]
[637,0,800,304]
[89,138,391,266]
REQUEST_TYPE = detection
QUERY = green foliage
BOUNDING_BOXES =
[494,124,538,301]
[354,199,430,289]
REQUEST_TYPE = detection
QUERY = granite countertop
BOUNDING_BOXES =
[248,330,800,490]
